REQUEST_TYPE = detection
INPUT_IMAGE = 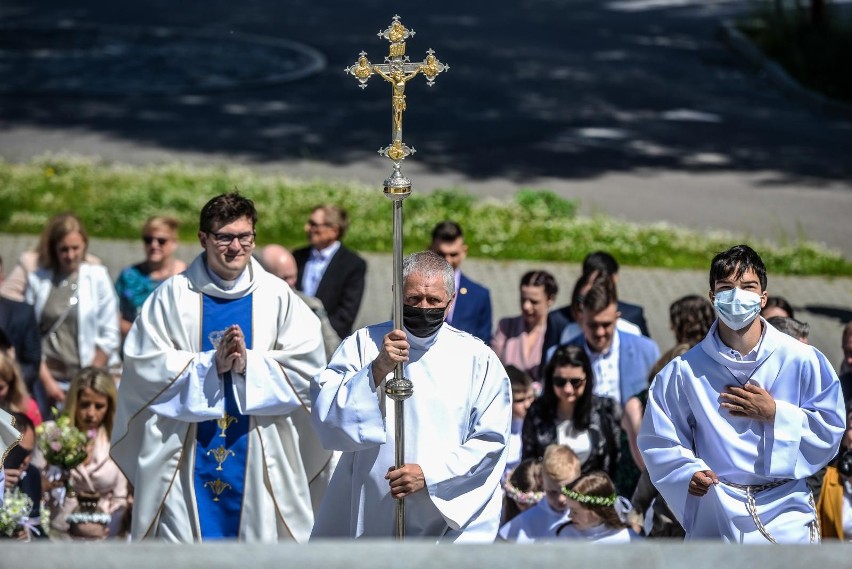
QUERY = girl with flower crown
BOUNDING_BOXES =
[501,458,543,524]
[39,367,127,540]
[498,445,580,542]
[556,471,637,543]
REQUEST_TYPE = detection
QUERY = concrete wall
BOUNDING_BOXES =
[1,541,849,568]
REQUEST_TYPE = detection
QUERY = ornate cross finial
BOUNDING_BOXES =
[345,16,448,163]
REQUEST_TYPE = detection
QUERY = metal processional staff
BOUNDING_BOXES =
[346,15,448,539]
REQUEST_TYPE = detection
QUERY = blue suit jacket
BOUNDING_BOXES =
[448,272,492,344]
[567,330,660,406]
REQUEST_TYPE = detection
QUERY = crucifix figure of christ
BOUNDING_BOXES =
[346,15,448,162]
[343,15,449,540]
[374,66,420,137]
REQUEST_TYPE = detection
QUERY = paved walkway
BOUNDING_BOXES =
[0,1,849,363]
[2,233,849,368]
[0,0,851,255]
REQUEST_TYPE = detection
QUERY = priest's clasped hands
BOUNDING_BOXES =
[215,324,247,375]
[719,382,776,424]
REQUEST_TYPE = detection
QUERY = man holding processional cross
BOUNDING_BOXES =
[311,17,511,541]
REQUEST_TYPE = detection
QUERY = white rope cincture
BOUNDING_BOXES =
[744,485,777,544]
[807,492,820,544]
[724,479,802,544]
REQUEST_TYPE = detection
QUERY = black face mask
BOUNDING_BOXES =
[403,305,447,338]
[4,443,32,470]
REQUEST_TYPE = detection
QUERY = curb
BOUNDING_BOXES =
[717,20,852,120]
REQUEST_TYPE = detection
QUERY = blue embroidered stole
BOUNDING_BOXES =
[194,293,253,539]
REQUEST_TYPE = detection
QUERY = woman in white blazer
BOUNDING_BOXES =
[22,213,119,415]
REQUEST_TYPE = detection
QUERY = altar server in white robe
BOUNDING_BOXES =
[111,192,327,543]
[311,251,512,541]
[640,244,845,543]
[1,408,23,507]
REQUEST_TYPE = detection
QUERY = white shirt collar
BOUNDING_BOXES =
[712,319,765,363]
[204,258,251,292]
[311,240,341,260]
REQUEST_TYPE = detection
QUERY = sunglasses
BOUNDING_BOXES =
[143,236,169,246]
[552,376,586,389]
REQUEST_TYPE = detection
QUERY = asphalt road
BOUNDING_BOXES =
[0,0,851,257]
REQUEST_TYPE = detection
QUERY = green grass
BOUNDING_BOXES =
[1,155,850,276]
[739,2,852,102]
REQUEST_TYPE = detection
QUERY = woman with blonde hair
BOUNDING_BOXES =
[114,215,186,338]
[0,351,42,426]
[20,213,120,414]
[42,367,127,540]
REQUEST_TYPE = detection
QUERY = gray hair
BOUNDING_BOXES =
[402,251,455,298]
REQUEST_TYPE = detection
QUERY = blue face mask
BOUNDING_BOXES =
[713,288,763,330]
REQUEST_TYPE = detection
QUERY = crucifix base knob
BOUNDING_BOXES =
[383,162,412,200]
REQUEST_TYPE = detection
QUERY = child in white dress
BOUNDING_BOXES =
[556,471,637,543]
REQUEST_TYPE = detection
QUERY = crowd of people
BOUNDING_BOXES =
[0,195,850,546]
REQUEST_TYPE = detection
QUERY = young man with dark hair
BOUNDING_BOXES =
[543,251,649,361]
[640,244,845,543]
[429,220,493,343]
[565,276,659,408]
[112,192,327,542]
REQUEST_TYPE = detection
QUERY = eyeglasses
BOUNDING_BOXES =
[307,220,331,228]
[208,231,255,248]
[552,376,586,389]
[143,236,169,246]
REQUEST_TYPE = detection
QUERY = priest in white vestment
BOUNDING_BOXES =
[640,245,845,543]
[311,251,512,541]
[111,193,327,542]
[1,408,23,507]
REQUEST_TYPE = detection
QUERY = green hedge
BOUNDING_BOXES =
[1,156,849,276]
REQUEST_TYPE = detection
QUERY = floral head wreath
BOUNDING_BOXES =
[504,479,544,506]
[561,486,617,506]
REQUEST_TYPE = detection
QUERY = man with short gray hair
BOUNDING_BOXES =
[311,251,511,541]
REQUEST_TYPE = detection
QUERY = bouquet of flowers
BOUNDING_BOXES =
[36,414,89,470]
[0,487,35,538]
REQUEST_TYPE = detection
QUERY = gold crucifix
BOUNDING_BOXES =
[343,16,449,540]
[346,15,448,163]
